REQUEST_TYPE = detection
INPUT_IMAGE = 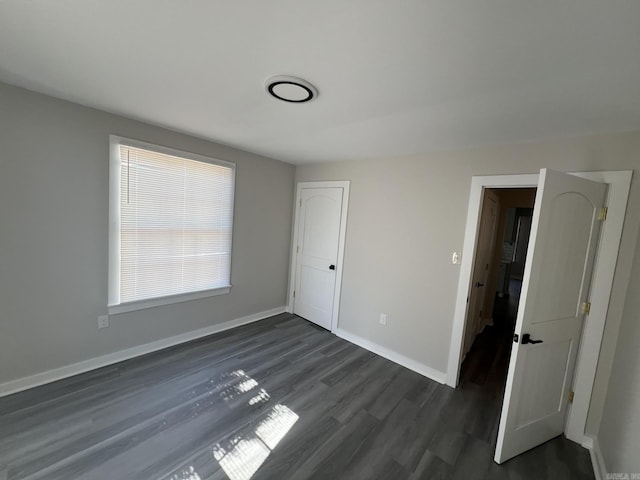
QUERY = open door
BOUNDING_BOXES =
[494,169,607,463]
[462,190,499,358]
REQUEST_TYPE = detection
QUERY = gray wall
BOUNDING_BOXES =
[599,223,640,474]
[2,79,639,473]
[0,82,295,384]
[295,131,640,471]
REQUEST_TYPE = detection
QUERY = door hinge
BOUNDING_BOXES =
[568,391,575,403]
[293,290,295,298]
[598,207,608,221]
[581,302,591,315]
[297,245,299,254]
[300,199,302,207]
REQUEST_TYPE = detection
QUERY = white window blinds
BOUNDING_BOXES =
[112,141,234,306]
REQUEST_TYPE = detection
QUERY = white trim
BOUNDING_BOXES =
[108,286,231,314]
[585,435,607,480]
[447,174,539,387]
[564,170,632,443]
[287,181,350,332]
[108,135,121,307]
[109,135,236,169]
[446,170,632,445]
[335,328,447,384]
[581,435,594,450]
[0,306,286,398]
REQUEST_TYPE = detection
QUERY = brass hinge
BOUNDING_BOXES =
[598,207,608,221]
[582,302,591,315]
[568,391,575,403]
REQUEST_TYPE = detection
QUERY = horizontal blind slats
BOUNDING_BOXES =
[118,144,233,304]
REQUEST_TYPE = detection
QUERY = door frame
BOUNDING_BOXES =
[446,170,632,446]
[287,181,350,332]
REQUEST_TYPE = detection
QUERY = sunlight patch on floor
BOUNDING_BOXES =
[213,403,299,480]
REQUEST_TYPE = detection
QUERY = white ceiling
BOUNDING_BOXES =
[1,1,640,164]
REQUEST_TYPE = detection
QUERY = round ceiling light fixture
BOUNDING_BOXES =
[265,75,318,103]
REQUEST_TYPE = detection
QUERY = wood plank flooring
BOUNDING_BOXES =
[0,313,594,479]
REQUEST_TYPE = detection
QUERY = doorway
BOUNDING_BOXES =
[459,188,536,385]
[287,181,350,331]
[447,170,631,463]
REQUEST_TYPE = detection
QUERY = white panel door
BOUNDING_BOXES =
[495,169,606,463]
[294,187,344,330]
[463,190,499,358]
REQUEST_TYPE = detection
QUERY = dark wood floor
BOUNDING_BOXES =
[0,312,594,479]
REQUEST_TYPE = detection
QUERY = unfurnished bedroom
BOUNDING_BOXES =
[1,2,639,479]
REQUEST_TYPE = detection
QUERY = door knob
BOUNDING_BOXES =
[475,282,485,288]
[329,265,336,270]
[521,333,543,344]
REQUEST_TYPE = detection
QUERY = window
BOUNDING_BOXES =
[108,136,235,313]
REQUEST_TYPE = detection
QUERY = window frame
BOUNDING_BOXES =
[108,135,235,315]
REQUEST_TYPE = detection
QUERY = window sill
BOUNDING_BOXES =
[108,286,231,315]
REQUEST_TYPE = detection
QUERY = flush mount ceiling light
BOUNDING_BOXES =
[265,75,318,103]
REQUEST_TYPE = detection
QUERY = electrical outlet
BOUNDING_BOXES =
[379,313,387,326]
[98,315,110,329]
[452,251,461,264]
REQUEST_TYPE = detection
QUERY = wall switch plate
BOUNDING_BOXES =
[98,315,110,329]
[452,251,461,264]
[379,313,387,326]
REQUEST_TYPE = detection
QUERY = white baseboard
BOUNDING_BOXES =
[584,435,607,480]
[0,306,287,398]
[581,435,594,450]
[334,328,447,384]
